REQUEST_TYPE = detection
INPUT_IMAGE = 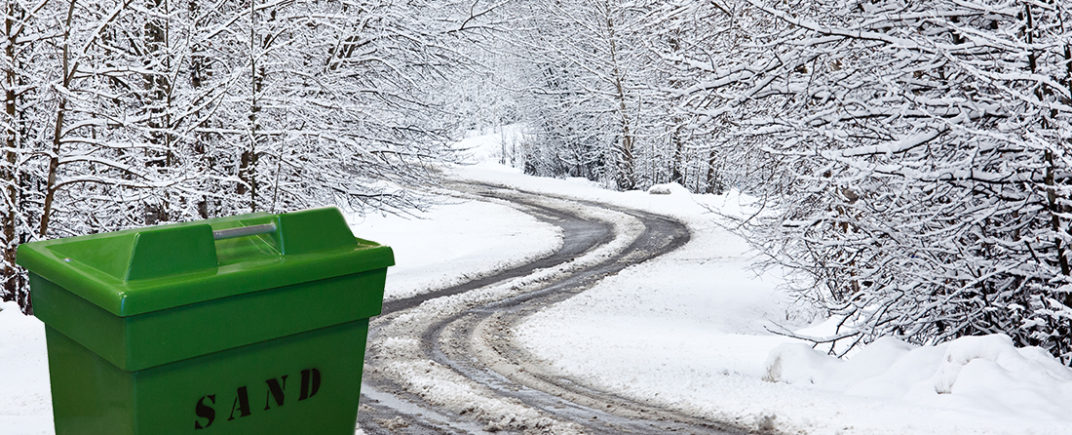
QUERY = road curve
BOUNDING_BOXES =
[357,182,751,434]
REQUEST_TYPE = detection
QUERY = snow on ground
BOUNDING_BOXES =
[449,128,1072,434]
[349,197,561,301]
[0,302,52,434]
[3,125,1072,433]
[763,334,1072,431]
[350,122,560,302]
[370,196,646,434]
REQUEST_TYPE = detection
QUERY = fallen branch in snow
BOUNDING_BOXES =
[765,320,863,358]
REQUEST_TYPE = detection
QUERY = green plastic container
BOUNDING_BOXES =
[16,207,393,435]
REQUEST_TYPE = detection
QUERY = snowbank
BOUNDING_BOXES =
[646,182,689,195]
[765,335,1072,427]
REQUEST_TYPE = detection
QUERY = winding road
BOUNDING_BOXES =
[355,182,749,434]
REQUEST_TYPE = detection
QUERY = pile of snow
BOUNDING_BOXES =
[765,335,1072,423]
[646,182,688,195]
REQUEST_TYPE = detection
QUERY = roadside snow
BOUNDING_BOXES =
[450,129,1072,434]
[765,335,1072,429]
[350,196,561,301]
[349,123,560,302]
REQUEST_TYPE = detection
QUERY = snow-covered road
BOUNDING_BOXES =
[357,181,743,434]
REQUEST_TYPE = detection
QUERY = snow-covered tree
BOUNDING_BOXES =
[504,0,666,189]
[721,0,1072,361]
[0,0,484,312]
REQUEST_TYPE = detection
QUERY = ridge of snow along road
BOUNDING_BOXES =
[451,125,1072,434]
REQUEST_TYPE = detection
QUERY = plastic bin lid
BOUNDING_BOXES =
[16,207,394,317]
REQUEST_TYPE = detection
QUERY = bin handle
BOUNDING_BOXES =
[212,222,277,241]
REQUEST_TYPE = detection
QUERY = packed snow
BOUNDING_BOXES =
[350,125,561,302]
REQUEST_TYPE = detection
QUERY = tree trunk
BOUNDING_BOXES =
[2,0,21,302]
[705,148,722,194]
[670,128,684,185]
[189,0,214,218]
[1023,4,1070,311]
[143,0,171,224]
[604,7,634,191]
[40,1,78,239]
[239,0,266,212]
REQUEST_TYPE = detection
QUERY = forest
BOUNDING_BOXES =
[3,0,1072,364]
